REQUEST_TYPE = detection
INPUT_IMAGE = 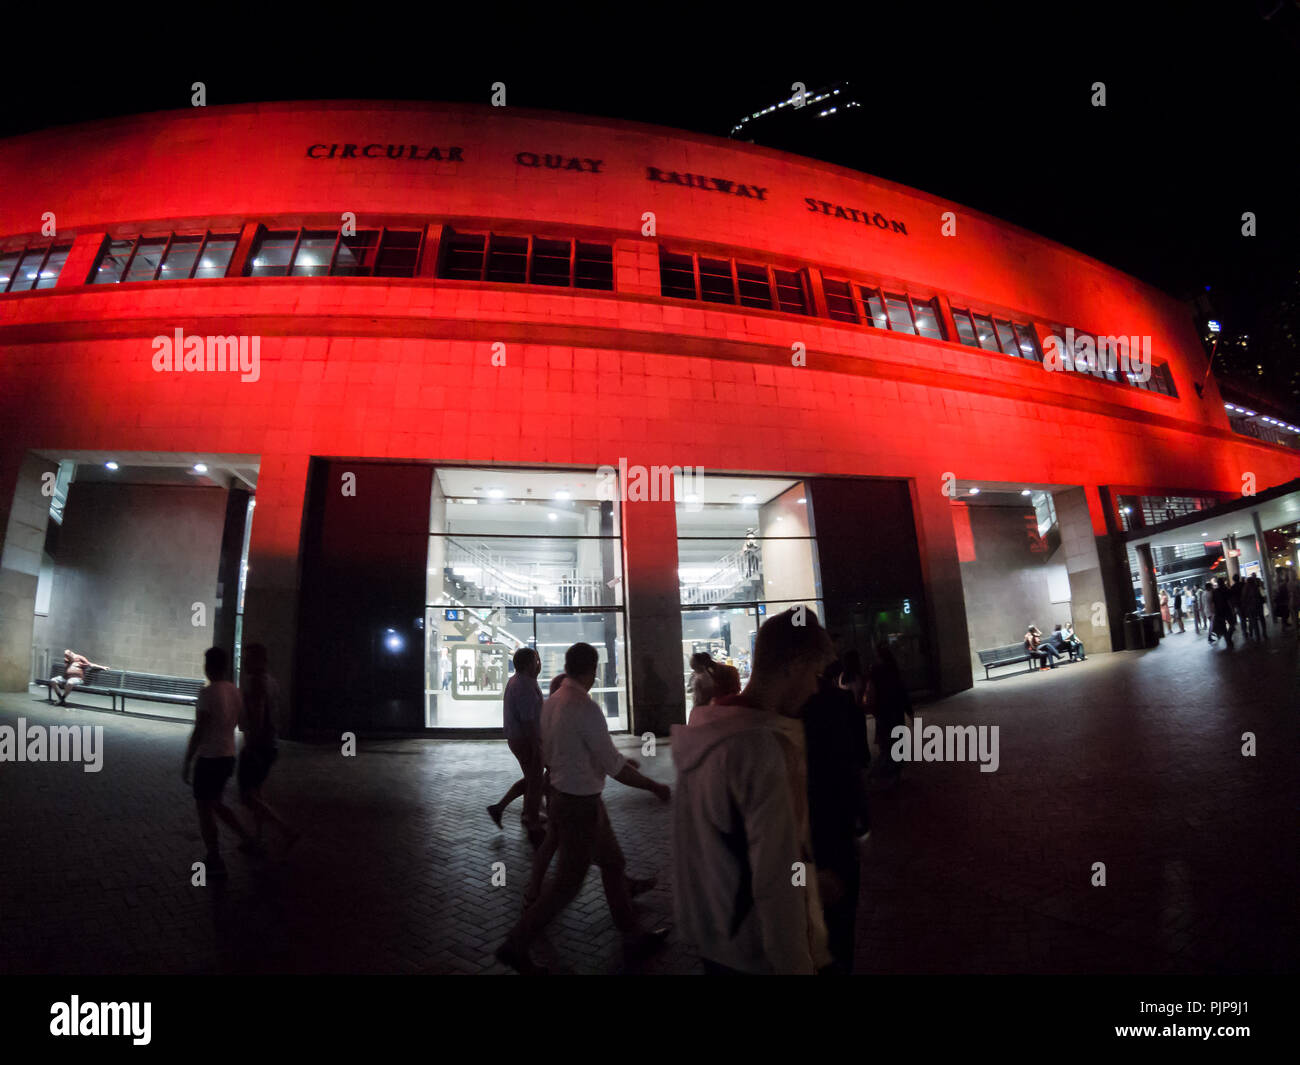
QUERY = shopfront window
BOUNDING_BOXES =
[676,477,823,717]
[424,467,627,729]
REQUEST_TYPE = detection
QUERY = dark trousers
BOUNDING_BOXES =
[507,791,634,949]
[822,864,860,974]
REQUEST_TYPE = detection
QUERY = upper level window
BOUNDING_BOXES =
[438,229,613,289]
[94,232,237,283]
[820,276,944,339]
[246,227,425,278]
[953,308,1041,358]
[94,233,237,283]
[659,248,809,314]
[1129,362,1177,397]
[1,241,73,293]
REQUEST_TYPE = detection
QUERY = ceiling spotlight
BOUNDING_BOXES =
[742,494,757,505]
[554,490,571,501]
[105,461,119,471]
[1021,489,1032,496]
[193,463,208,474]
[969,487,981,495]
[487,488,505,500]
[547,512,558,521]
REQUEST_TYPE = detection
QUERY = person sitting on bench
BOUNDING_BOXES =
[1060,623,1086,661]
[1024,626,1059,670]
[51,649,110,705]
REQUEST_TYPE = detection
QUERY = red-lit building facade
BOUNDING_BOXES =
[2,101,1297,734]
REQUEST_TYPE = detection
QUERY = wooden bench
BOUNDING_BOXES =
[39,666,203,712]
[977,643,1040,679]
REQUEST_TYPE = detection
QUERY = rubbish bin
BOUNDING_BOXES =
[1140,612,1163,646]
[1123,614,1146,650]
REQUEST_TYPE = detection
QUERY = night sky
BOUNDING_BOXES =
[7,5,1298,357]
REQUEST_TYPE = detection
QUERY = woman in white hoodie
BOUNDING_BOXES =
[670,607,834,974]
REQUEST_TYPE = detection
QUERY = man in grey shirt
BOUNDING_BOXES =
[488,648,546,835]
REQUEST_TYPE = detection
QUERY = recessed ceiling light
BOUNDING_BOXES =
[554,490,571,501]
[1021,489,1032,496]
[105,461,119,471]
[742,494,757,505]
[193,463,208,474]
[547,512,558,521]
[969,487,981,495]
[487,488,505,499]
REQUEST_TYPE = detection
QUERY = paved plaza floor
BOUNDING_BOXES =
[1,626,1296,975]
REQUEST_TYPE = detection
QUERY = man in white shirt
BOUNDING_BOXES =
[182,647,256,878]
[496,642,670,974]
[487,647,546,836]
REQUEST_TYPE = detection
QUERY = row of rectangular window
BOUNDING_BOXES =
[1,233,1182,402]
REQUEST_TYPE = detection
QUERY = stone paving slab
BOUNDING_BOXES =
[0,629,1296,975]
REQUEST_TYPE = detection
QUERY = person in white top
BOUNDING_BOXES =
[182,647,256,877]
[496,642,671,975]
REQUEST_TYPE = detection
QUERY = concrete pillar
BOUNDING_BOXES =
[910,479,972,695]
[240,453,310,736]
[620,494,684,735]
[1135,543,1157,617]
[1251,511,1275,627]
[0,452,57,690]
[1053,487,1117,655]
[1224,535,1241,580]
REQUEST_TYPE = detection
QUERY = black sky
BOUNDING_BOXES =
[7,3,1298,342]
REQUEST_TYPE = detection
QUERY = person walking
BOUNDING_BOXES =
[1159,589,1171,635]
[1201,582,1217,644]
[804,659,869,974]
[1228,576,1246,637]
[1191,582,1205,634]
[1211,578,1235,648]
[1274,577,1292,632]
[868,640,913,783]
[237,643,300,852]
[1245,575,1267,641]
[496,643,669,975]
[182,647,257,878]
[670,607,834,974]
[487,647,546,839]
[1172,587,1186,633]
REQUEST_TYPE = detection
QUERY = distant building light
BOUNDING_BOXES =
[1207,320,1221,334]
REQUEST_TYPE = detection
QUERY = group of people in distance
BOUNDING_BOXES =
[1185,573,1282,648]
[489,608,911,975]
[1023,623,1086,670]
